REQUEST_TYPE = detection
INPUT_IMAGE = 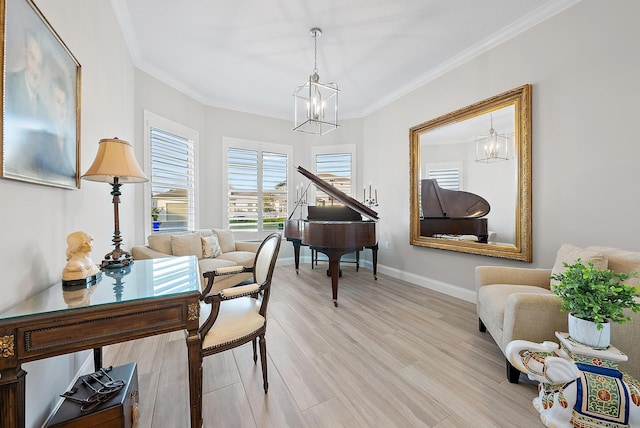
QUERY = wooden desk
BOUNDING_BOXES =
[0,256,203,428]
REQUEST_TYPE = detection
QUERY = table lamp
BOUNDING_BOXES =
[82,138,148,269]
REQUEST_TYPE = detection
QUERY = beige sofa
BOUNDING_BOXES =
[476,244,640,382]
[131,228,261,293]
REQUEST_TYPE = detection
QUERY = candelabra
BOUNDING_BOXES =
[363,183,379,208]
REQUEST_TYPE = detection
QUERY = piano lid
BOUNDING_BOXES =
[296,166,379,221]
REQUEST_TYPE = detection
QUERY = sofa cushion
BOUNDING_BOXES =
[201,235,222,258]
[148,233,174,255]
[586,246,640,287]
[550,244,608,285]
[217,251,255,268]
[213,228,236,253]
[171,233,203,259]
[198,257,237,274]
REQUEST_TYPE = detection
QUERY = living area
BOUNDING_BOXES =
[1,0,639,427]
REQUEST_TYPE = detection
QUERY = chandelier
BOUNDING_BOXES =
[293,28,339,135]
[475,113,509,162]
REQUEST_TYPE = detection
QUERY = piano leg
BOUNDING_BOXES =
[291,240,301,274]
[356,250,360,272]
[369,244,378,280]
[328,256,341,307]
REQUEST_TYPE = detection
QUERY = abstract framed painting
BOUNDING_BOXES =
[1,0,81,189]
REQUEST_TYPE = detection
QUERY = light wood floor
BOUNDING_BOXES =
[103,262,541,428]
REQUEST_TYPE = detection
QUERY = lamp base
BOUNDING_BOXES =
[101,248,134,269]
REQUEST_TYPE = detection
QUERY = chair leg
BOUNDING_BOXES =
[506,358,520,384]
[478,318,487,333]
[259,334,268,393]
[252,338,257,364]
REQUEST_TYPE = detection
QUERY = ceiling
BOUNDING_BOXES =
[112,0,578,120]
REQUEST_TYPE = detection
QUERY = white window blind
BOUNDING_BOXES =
[428,167,460,190]
[314,152,352,206]
[227,146,288,232]
[149,127,195,233]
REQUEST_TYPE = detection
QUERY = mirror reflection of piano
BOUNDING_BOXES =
[420,179,490,243]
[284,166,379,307]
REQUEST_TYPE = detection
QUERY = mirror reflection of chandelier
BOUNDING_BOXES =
[475,114,509,162]
[293,28,339,135]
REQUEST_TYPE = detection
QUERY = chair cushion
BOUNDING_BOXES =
[171,233,203,259]
[201,297,264,350]
[550,244,608,285]
[201,235,222,258]
[213,229,236,253]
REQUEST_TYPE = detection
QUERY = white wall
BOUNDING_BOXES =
[0,1,137,425]
[364,0,640,300]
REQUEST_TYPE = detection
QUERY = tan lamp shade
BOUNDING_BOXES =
[82,138,148,183]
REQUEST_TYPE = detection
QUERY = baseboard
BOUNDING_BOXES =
[376,264,476,303]
[277,256,476,303]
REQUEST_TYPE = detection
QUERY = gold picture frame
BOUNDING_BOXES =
[1,0,81,189]
[409,84,532,262]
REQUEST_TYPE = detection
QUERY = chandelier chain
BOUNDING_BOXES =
[313,32,318,74]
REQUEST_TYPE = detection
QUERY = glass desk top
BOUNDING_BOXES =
[0,256,200,321]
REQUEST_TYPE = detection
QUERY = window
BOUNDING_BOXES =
[312,145,355,206]
[144,112,198,236]
[223,138,291,233]
[426,162,462,190]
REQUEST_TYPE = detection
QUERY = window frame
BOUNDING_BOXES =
[222,137,293,240]
[143,111,199,237]
[310,144,357,204]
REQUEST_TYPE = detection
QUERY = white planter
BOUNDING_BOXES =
[568,313,610,348]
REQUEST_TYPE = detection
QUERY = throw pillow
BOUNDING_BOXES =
[550,244,608,285]
[212,228,236,253]
[148,233,173,255]
[201,235,222,258]
[171,233,203,259]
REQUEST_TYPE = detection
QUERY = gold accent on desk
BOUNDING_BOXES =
[188,303,199,321]
[0,335,14,358]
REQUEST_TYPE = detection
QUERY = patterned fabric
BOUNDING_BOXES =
[572,363,630,427]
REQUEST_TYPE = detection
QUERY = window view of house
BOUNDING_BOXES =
[226,145,289,231]
[149,126,196,233]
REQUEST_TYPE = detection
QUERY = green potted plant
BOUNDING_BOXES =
[550,259,640,348]
[152,207,161,232]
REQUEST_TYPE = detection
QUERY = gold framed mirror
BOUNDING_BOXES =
[409,84,532,261]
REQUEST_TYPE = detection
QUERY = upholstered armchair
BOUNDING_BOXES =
[476,244,640,383]
[476,265,566,382]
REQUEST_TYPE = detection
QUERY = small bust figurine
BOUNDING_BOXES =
[62,231,100,281]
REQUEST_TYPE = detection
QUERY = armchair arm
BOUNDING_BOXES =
[201,265,253,298]
[475,266,552,289]
[215,283,260,301]
[502,292,567,349]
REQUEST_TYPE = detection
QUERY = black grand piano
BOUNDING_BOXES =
[284,166,379,307]
[420,179,490,242]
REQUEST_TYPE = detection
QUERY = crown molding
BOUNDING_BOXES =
[359,0,582,118]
